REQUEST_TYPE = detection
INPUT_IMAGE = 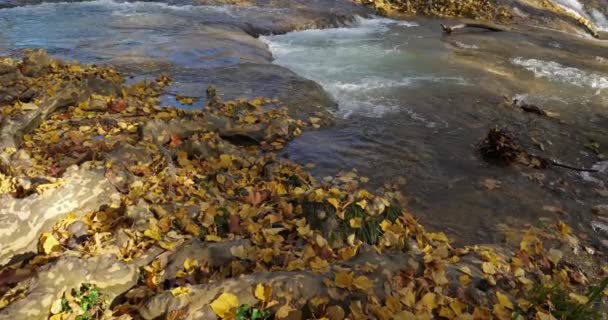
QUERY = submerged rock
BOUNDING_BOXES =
[592,204,608,216]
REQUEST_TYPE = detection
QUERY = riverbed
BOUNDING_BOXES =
[2,0,607,245]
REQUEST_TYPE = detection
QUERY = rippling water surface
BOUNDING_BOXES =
[263,19,608,243]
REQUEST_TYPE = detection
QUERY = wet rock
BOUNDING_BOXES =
[592,204,608,216]
[19,49,53,77]
[140,251,409,320]
[168,63,337,121]
[194,0,371,34]
[0,255,139,320]
[161,239,251,282]
[0,164,119,266]
[82,95,109,111]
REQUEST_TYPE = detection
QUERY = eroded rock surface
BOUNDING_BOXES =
[0,164,119,266]
[0,255,139,320]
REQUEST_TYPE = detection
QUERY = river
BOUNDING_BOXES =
[1,0,608,245]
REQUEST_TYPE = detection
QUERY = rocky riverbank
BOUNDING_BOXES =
[358,0,608,39]
[0,0,607,319]
[0,46,606,319]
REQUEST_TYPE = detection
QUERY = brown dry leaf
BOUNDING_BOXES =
[480,178,501,190]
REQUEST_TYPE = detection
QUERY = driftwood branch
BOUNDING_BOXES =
[549,160,598,173]
[441,23,507,34]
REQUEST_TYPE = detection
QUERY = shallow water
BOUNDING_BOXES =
[263,19,608,244]
[2,0,608,244]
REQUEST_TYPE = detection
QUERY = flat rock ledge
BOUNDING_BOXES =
[0,164,120,266]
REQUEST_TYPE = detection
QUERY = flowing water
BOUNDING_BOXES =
[2,0,608,244]
[262,18,608,244]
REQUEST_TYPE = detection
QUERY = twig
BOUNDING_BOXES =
[441,23,507,34]
[549,160,599,173]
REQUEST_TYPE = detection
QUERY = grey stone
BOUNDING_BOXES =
[0,164,120,266]
[592,204,608,217]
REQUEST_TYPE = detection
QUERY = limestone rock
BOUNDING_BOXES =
[19,49,53,77]
[0,255,138,320]
[0,164,119,266]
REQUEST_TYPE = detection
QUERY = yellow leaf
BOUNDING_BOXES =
[535,311,557,320]
[144,228,162,241]
[458,266,472,276]
[40,233,61,254]
[275,183,287,195]
[206,234,222,242]
[310,256,329,273]
[219,154,232,168]
[428,232,449,243]
[275,305,294,318]
[254,283,272,302]
[356,199,367,209]
[400,287,415,307]
[394,311,416,320]
[450,299,465,315]
[184,258,199,272]
[216,174,226,184]
[170,286,191,297]
[496,291,513,309]
[379,220,392,232]
[349,217,362,229]
[242,115,257,124]
[297,224,311,237]
[327,197,340,210]
[210,293,239,319]
[334,271,354,289]
[339,246,358,261]
[482,262,496,275]
[419,292,437,310]
[353,275,373,290]
[459,274,471,285]
[568,293,589,305]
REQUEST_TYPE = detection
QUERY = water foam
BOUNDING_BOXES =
[511,57,608,90]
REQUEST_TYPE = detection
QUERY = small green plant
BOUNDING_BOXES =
[60,283,103,320]
[235,304,272,320]
[516,277,608,320]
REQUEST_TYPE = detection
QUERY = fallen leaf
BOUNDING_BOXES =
[254,283,272,302]
[327,197,340,210]
[275,305,295,319]
[568,292,589,305]
[353,275,373,290]
[39,233,61,254]
[334,271,353,289]
[482,262,496,275]
[210,293,239,319]
[170,286,191,297]
[496,291,513,309]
